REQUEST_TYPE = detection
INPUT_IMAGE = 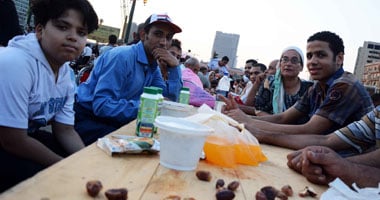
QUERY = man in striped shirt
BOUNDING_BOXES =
[286,106,380,187]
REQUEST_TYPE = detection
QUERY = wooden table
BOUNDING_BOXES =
[0,122,327,199]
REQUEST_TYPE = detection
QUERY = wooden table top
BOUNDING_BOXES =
[0,121,327,200]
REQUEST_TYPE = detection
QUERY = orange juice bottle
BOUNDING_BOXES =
[203,135,236,168]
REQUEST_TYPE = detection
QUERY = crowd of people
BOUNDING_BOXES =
[0,0,379,193]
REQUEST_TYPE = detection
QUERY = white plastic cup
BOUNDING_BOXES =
[160,100,196,117]
[154,116,213,171]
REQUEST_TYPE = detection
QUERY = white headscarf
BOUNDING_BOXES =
[272,46,304,114]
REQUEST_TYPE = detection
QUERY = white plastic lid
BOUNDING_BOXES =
[154,116,213,136]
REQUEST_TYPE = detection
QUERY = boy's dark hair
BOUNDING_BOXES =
[32,0,99,34]
[307,31,345,57]
[171,38,182,50]
[222,56,229,62]
[246,59,258,65]
[108,34,117,44]
[253,63,267,72]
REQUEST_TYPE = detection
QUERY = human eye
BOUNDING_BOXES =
[290,57,299,64]
[281,57,289,62]
[153,31,164,38]
[306,53,312,60]
[77,29,88,37]
[55,23,68,31]
[166,34,174,41]
[316,51,327,58]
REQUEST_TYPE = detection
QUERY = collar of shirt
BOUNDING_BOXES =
[325,67,344,87]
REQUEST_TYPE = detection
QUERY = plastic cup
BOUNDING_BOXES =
[154,116,213,171]
[160,100,196,117]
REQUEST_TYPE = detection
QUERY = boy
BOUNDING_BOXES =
[221,31,373,139]
[0,0,98,191]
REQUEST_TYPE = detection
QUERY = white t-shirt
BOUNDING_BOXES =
[0,33,75,130]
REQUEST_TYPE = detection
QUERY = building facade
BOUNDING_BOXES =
[362,62,380,94]
[353,41,380,81]
[13,0,30,32]
[211,31,240,68]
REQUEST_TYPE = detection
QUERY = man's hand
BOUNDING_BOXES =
[219,93,239,111]
[153,48,179,68]
[288,146,348,185]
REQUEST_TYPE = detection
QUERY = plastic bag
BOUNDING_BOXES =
[321,178,380,200]
[186,105,267,168]
[97,135,160,156]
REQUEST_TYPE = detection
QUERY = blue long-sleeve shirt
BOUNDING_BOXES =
[76,41,182,125]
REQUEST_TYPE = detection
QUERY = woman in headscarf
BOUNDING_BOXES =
[254,46,313,122]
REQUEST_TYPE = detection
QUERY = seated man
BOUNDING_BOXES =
[75,13,183,145]
[255,106,380,157]
[221,31,373,137]
[239,60,264,104]
[0,0,98,191]
[182,57,215,107]
[208,55,229,76]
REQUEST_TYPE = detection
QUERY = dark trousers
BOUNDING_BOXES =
[74,103,122,146]
[0,130,68,193]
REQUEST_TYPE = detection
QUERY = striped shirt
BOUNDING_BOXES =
[335,106,380,154]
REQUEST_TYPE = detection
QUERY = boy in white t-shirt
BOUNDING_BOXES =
[0,0,98,192]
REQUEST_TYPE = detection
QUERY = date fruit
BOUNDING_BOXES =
[216,179,225,189]
[105,188,128,200]
[195,170,212,182]
[216,189,235,200]
[255,191,268,200]
[260,186,278,200]
[281,185,293,197]
[86,180,103,197]
[227,181,239,191]
[299,186,317,198]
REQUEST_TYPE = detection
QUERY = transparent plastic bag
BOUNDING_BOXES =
[186,105,267,168]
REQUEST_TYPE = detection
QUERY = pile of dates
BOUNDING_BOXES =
[86,180,128,200]
[195,170,239,200]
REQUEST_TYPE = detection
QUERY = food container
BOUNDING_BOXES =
[160,100,196,117]
[154,116,213,171]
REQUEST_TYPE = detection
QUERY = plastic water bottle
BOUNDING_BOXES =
[150,87,164,116]
[216,72,230,101]
[214,72,230,111]
[179,87,190,104]
[136,87,159,137]
[150,86,164,134]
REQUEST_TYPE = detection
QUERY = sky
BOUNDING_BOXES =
[88,0,380,79]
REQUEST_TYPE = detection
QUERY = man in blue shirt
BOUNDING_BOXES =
[75,13,183,145]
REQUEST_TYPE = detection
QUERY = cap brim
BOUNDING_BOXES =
[151,21,182,33]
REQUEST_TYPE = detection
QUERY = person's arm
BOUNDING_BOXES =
[0,126,62,166]
[238,104,256,116]
[221,93,335,135]
[152,48,182,102]
[346,149,380,168]
[51,122,84,154]
[299,146,380,187]
[80,49,142,124]
[258,130,351,150]
[245,73,265,106]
